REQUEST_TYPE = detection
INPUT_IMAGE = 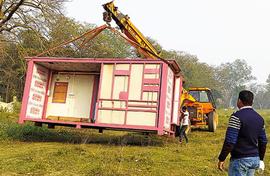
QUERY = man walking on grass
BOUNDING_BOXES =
[218,90,267,176]
[179,106,189,144]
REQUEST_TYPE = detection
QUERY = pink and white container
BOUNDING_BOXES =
[19,57,182,135]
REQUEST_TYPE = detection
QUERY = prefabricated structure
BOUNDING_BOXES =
[19,57,183,135]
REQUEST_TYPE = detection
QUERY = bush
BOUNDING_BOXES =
[5,124,77,142]
[0,111,74,142]
[12,101,21,114]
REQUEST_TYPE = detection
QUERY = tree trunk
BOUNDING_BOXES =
[5,83,9,102]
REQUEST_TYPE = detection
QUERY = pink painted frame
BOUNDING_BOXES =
[157,63,168,135]
[89,75,99,121]
[94,63,104,123]
[169,74,176,130]
[124,64,132,125]
[23,117,159,131]
[19,60,34,124]
[42,70,52,119]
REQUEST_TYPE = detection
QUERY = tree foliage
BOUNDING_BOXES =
[249,73,270,109]
[0,0,65,34]
[0,41,25,102]
[248,83,270,109]
[162,50,217,87]
[215,59,255,107]
[266,74,270,91]
[0,0,67,102]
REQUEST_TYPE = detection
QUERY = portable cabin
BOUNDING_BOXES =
[19,57,182,135]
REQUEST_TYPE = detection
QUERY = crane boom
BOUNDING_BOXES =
[103,1,161,59]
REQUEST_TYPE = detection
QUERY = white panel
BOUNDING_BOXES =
[128,102,157,106]
[100,101,126,108]
[100,101,113,108]
[26,64,49,119]
[127,107,155,111]
[98,110,125,124]
[100,64,113,99]
[113,101,126,108]
[172,77,181,124]
[113,76,128,99]
[115,64,129,70]
[73,75,94,118]
[46,74,94,119]
[144,74,159,79]
[126,111,156,126]
[164,68,174,129]
[129,64,143,100]
[143,92,158,101]
[145,64,160,69]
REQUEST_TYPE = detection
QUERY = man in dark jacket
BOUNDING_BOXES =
[218,90,267,176]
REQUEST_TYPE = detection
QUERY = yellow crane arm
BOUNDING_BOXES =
[0,0,4,20]
[180,88,196,106]
[103,1,161,59]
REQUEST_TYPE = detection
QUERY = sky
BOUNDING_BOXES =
[65,0,270,84]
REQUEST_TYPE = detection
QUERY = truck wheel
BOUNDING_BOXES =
[208,111,217,132]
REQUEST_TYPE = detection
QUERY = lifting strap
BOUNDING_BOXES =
[35,24,108,57]
[35,24,171,66]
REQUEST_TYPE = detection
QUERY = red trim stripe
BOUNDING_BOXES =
[143,86,160,92]
[144,68,160,74]
[143,78,160,84]
[114,70,130,75]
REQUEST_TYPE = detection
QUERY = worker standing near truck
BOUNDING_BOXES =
[218,90,268,175]
[179,106,189,144]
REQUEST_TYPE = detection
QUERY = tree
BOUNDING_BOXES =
[0,0,65,34]
[265,74,270,91]
[215,59,255,107]
[248,83,270,109]
[38,15,136,58]
[79,28,136,58]
[161,50,224,106]
[0,41,25,102]
[0,0,67,102]
[161,50,220,88]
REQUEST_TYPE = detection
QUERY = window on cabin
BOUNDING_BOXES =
[52,82,68,103]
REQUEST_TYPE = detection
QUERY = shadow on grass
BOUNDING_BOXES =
[190,127,210,132]
[3,123,167,146]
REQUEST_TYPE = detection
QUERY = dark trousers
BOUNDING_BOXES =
[179,125,188,143]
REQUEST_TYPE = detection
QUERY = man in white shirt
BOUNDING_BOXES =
[179,106,189,143]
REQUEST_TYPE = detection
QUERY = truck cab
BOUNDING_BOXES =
[185,88,218,132]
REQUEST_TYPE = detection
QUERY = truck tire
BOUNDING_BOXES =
[208,111,217,132]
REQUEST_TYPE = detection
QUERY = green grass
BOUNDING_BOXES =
[0,109,269,176]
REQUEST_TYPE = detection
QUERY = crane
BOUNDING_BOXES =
[102,1,218,132]
[103,1,161,60]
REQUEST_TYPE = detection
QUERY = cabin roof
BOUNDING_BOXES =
[26,57,181,74]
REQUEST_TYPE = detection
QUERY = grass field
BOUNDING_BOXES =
[0,109,269,176]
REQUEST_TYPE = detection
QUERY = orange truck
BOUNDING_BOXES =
[181,87,218,132]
